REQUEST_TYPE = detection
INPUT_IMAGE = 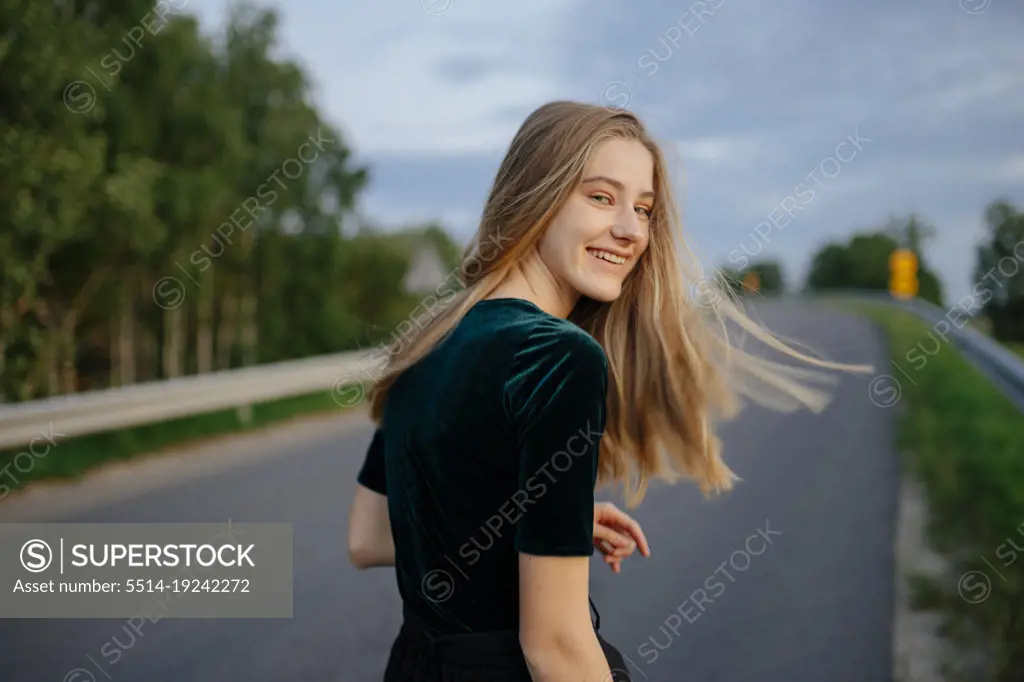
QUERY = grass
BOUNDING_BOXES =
[0,387,358,501]
[1007,343,1024,360]
[838,301,1024,681]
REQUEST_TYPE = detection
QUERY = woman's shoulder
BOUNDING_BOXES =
[500,307,608,444]
[471,298,606,370]
[501,308,608,417]
[512,313,607,369]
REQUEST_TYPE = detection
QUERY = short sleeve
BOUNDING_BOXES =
[356,427,387,495]
[505,323,608,557]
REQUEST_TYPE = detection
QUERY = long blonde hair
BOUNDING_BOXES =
[368,100,872,507]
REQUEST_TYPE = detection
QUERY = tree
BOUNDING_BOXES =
[805,218,945,307]
[885,213,936,256]
[806,233,897,292]
[805,243,852,292]
[0,0,108,399]
[973,200,1024,342]
[0,0,450,404]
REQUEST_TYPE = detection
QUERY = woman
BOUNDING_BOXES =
[347,100,870,681]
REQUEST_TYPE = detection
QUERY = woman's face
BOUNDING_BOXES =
[538,137,654,304]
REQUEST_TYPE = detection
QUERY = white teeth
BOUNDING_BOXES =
[588,248,626,265]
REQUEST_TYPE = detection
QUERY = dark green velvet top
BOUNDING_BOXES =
[357,297,608,635]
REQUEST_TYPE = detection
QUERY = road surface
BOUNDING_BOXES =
[0,301,899,682]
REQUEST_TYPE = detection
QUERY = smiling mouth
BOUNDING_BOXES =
[587,248,627,265]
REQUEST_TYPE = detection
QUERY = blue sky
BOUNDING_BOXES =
[188,0,1024,303]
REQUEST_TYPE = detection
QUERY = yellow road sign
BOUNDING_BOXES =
[742,271,760,294]
[889,248,918,299]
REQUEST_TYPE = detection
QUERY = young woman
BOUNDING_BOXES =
[347,100,870,681]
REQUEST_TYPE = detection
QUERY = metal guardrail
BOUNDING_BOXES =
[807,290,1024,413]
[0,351,384,450]
[2,291,1022,449]
[898,297,1024,412]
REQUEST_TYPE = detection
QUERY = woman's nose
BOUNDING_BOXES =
[611,209,644,242]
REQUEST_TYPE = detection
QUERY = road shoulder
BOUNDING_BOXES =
[0,408,373,523]
[892,473,948,682]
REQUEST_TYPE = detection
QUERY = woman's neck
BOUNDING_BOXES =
[485,268,578,319]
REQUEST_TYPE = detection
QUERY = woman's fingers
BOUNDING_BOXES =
[599,505,651,558]
[593,502,650,573]
[593,523,635,555]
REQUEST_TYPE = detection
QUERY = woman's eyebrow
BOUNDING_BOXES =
[581,175,655,199]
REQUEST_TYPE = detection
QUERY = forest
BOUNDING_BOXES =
[1,0,462,403]
[2,0,1021,405]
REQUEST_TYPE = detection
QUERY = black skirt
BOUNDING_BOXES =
[382,599,632,681]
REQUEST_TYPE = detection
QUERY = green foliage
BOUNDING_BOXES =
[805,214,945,307]
[846,302,1024,681]
[917,269,944,309]
[973,201,1024,343]
[0,0,464,402]
[808,232,897,291]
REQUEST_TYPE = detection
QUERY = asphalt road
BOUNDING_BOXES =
[0,301,899,682]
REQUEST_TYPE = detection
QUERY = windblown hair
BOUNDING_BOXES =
[368,100,872,508]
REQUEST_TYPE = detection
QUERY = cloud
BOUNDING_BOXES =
[674,134,782,171]
[299,1,584,156]
[987,155,1024,184]
[186,0,1024,302]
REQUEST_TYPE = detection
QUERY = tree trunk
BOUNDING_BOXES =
[42,319,61,396]
[60,310,78,393]
[9,301,39,400]
[110,313,120,387]
[140,313,157,383]
[196,268,214,374]
[31,299,61,397]
[119,283,136,385]
[47,348,60,395]
[0,304,10,402]
[216,290,239,370]
[240,293,258,365]
[162,306,184,378]
[41,309,61,397]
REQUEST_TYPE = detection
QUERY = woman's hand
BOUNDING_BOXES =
[593,502,650,574]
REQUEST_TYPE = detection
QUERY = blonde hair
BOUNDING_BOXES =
[368,100,872,507]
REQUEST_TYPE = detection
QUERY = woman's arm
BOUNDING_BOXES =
[506,324,614,680]
[519,554,612,681]
[347,483,395,568]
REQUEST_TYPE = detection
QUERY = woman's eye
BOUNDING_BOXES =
[590,193,612,204]
[636,206,652,218]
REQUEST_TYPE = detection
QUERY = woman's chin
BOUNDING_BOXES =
[576,280,622,304]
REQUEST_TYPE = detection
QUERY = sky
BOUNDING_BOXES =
[186,0,1024,303]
